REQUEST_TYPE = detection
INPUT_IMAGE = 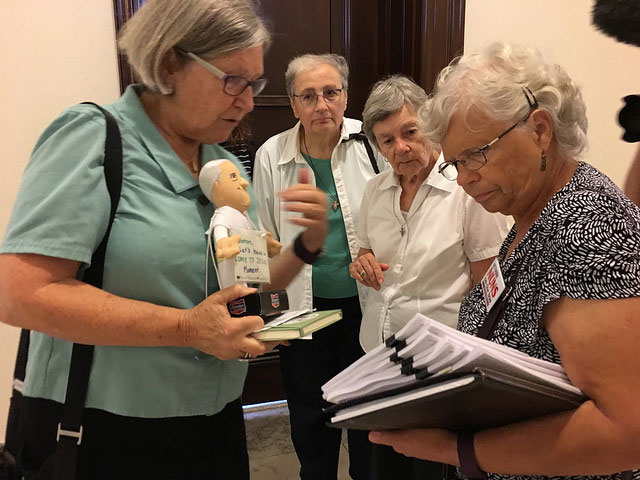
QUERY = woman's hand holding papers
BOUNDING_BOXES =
[369,428,459,466]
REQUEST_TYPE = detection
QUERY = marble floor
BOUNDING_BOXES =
[245,401,350,480]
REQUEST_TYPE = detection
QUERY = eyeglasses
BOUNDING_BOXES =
[292,88,343,107]
[186,52,267,97]
[438,87,539,181]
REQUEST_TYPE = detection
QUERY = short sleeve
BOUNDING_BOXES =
[0,106,111,266]
[462,195,510,262]
[548,192,640,300]
[356,178,374,249]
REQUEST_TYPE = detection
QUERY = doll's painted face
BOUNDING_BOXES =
[210,160,251,212]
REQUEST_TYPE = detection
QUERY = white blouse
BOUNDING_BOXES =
[357,153,510,352]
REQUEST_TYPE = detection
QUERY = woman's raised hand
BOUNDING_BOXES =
[278,168,328,253]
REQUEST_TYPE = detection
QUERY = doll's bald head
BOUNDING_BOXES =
[199,159,250,211]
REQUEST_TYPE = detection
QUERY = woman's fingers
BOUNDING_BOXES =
[214,284,257,304]
[364,257,384,287]
[350,253,385,290]
[279,180,328,252]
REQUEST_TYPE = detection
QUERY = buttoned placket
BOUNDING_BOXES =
[331,143,360,262]
[378,182,433,343]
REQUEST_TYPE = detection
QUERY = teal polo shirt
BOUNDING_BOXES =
[1,85,258,418]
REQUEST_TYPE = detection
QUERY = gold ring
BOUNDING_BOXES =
[360,270,366,279]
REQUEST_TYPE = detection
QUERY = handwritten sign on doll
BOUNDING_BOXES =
[232,229,271,284]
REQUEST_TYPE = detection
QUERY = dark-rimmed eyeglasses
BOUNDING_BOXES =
[292,88,343,107]
[438,87,539,181]
[186,52,267,97]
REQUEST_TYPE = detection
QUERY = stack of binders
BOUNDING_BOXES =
[323,314,586,431]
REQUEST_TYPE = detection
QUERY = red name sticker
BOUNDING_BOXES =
[480,258,506,312]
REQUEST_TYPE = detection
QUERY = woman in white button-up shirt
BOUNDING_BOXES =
[353,75,509,351]
[351,74,509,480]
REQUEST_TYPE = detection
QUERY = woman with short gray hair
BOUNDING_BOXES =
[351,74,508,479]
[0,1,328,478]
[369,43,640,480]
[362,74,427,145]
[284,53,349,97]
[254,52,386,480]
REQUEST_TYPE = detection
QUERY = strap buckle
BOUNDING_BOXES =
[56,423,83,445]
[11,378,24,393]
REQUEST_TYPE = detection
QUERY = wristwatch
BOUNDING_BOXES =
[293,233,323,264]
[458,432,487,480]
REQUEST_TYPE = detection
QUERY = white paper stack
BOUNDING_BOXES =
[322,313,580,405]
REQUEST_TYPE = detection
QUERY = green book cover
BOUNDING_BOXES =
[252,309,343,341]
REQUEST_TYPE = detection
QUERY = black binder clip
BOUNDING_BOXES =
[401,364,419,375]
[394,339,407,351]
[401,356,414,367]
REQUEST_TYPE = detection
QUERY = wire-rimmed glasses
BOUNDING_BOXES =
[186,52,267,97]
[438,87,539,181]
[292,88,344,107]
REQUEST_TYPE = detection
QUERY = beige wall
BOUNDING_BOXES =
[465,0,640,188]
[0,1,119,437]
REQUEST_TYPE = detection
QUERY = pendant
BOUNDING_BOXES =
[331,200,340,211]
[400,225,406,236]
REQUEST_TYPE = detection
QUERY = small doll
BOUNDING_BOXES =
[199,160,281,289]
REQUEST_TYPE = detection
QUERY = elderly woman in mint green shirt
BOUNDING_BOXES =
[0,1,327,479]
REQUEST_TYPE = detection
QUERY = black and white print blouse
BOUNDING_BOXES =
[458,162,640,480]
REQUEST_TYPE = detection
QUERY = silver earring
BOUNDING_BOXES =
[540,150,547,171]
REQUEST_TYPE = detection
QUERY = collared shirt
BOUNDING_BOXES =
[1,85,257,418]
[253,118,387,311]
[357,154,510,352]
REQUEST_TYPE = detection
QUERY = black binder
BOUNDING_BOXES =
[326,368,585,431]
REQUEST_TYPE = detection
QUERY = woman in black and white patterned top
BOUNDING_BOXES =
[368,42,640,480]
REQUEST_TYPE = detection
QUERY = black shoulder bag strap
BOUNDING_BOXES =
[34,103,122,480]
[341,131,380,174]
[476,261,523,341]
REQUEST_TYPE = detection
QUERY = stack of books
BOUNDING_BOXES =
[323,314,586,431]
[252,309,342,341]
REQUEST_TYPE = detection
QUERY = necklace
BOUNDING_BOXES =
[302,133,340,211]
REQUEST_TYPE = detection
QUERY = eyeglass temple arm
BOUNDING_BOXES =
[185,52,226,79]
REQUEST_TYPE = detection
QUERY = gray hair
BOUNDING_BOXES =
[118,0,271,95]
[199,159,228,201]
[419,42,588,160]
[284,54,349,97]
[363,75,427,149]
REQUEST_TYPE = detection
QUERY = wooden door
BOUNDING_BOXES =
[112,0,465,406]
